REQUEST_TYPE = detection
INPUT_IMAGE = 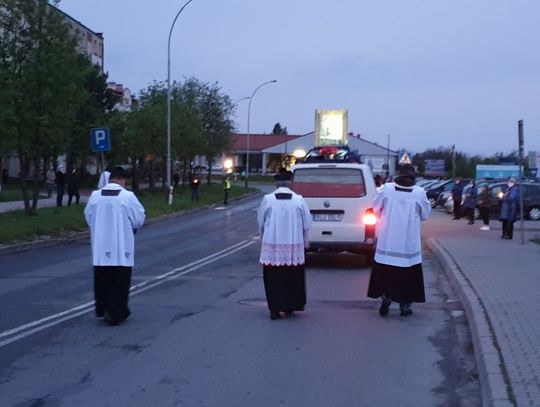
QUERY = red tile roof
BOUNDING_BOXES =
[231,134,302,152]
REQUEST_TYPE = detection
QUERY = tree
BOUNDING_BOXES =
[67,57,118,172]
[272,122,287,135]
[197,81,233,184]
[0,0,87,214]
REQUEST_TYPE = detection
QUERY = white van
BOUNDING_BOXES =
[290,156,378,259]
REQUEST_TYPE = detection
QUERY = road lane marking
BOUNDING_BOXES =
[0,240,256,348]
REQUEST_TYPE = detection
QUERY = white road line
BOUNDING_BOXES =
[0,240,256,348]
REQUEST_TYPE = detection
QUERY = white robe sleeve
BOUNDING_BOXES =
[84,191,98,227]
[372,184,387,217]
[127,192,146,230]
[418,189,431,221]
[257,195,270,235]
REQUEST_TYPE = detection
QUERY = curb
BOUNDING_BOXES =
[0,191,261,256]
[427,238,515,407]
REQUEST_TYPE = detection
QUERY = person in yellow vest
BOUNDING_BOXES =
[223,174,231,205]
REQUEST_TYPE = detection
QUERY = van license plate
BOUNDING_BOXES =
[313,214,342,222]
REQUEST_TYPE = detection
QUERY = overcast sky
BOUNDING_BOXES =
[60,0,540,156]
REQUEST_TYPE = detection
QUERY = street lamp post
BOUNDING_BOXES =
[245,80,277,188]
[167,0,195,205]
[386,134,391,178]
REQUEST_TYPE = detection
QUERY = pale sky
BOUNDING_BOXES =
[60,0,540,156]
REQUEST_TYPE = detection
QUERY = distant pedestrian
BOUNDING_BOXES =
[97,166,112,189]
[45,167,55,198]
[84,167,146,326]
[257,169,312,320]
[451,178,463,220]
[367,164,431,317]
[463,180,477,225]
[374,174,382,187]
[223,173,231,205]
[499,177,519,240]
[55,167,66,206]
[173,171,180,188]
[190,172,200,201]
[478,184,491,230]
[67,168,81,205]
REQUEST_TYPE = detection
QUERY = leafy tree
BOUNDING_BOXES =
[67,57,118,173]
[196,81,233,184]
[0,0,87,214]
[272,122,287,135]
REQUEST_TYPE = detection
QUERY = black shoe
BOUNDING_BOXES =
[400,309,413,317]
[379,299,391,316]
[270,311,281,320]
[467,221,474,225]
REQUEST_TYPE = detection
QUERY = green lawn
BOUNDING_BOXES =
[0,184,257,245]
[0,184,48,202]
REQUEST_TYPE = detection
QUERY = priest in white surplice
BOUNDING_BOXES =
[367,164,431,317]
[85,167,145,325]
[257,170,312,320]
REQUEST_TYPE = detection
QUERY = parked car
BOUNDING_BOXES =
[444,181,540,220]
[425,180,454,208]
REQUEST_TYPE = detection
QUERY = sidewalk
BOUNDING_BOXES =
[427,212,540,407]
[0,191,91,214]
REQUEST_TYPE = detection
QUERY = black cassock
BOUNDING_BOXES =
[367,261,425,303]
[263,264,306,312]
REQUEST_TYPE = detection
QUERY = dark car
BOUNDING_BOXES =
[425,180,454,208]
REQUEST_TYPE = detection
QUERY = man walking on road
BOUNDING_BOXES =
[367,164,431,317]
[84,167,145,326]
[257,169,312,320]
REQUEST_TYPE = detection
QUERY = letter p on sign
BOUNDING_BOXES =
[91,128,111,152]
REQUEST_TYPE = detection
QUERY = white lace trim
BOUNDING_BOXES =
[259,243,305,266]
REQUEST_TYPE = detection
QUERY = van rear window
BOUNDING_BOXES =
[291,168,366,197]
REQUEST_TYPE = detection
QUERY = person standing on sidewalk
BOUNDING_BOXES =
[67,168,81,205]
[84,167,146,326]
[257,169,312,320]
[223,173,231,205]
[478,184,491,230]
[45,166,56,198]
[190,171,200,201]
[499,177,519,240]
[55,166,66,206]
[367,164,431,317]
[463,179,477,225]
[451,177,463,220]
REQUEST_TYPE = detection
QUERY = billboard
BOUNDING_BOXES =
[315,109,348,146]
[424,159,445,177]
[476,165,520,179]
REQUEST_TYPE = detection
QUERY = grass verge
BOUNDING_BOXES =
[0,184,257,245]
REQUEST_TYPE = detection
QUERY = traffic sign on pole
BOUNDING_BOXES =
[91,128,111,152]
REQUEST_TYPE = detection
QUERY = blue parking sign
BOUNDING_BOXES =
[91,128,111,152]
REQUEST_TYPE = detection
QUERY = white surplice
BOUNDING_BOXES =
[373,182,431,267]
[84,183,145,267]
[257,187,312,266]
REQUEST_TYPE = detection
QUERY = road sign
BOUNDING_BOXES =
[91,128,111,152]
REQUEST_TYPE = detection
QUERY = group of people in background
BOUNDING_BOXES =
[45,166,81,206]
[451,176,520,239]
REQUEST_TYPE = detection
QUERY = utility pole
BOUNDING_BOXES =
[452,144,456,180]
[518,120,525,244]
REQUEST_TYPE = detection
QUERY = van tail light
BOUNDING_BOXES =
[363,208,377,242]
[362,208,377,226]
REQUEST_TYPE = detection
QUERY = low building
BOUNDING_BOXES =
[228,133,398,176]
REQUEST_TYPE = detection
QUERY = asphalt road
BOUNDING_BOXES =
[0,194,480,407]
